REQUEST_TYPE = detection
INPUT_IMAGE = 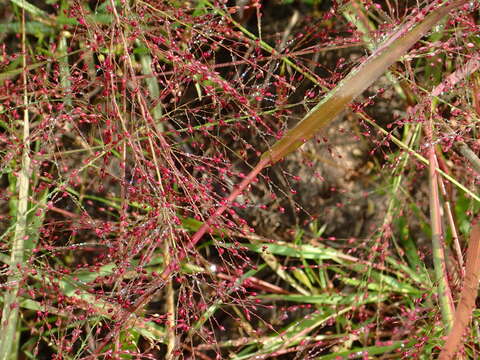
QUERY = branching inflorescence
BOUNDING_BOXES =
[0,0,480,359]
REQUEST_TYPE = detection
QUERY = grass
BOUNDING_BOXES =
[0,7,31,359]
[0,0,480,359]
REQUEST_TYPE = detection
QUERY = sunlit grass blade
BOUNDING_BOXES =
[314,341,411,360]
[10,0,47,18]
[233,241,424,294]
[232,293,386,360]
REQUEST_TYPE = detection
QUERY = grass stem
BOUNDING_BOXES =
[426,110,455,331]
[0,7,30,360]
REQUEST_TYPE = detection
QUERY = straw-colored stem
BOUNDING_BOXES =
[437,173,464,276]
[0,7,30,360]
[165,241,176,359]
[426,114,455,331]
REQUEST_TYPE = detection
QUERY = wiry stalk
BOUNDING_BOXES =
[0,6,30,360]
[426,111,455,331]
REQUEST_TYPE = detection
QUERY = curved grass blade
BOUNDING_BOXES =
[261,0,467,165]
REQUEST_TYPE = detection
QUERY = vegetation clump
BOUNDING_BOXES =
[0,0,480,358]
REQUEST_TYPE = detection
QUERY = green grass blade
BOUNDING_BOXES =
[10,0,47,17]
[257,292,385,305]
[315,341,410,359]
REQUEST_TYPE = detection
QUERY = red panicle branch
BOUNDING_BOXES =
[94,158,269,354]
